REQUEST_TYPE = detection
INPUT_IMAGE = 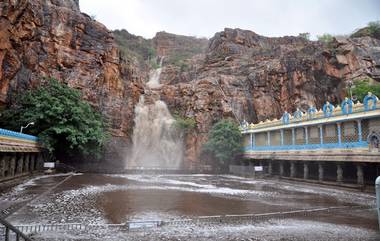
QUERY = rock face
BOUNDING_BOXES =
[0,0,144,164]
[156,28,380,169]
[1,0,379,170]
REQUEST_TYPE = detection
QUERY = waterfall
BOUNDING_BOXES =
[146,57,164,88]
[126,57,183,170]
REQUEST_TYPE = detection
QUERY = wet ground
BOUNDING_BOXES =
[1,173,379,240]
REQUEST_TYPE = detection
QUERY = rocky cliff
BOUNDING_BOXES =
[156,28,380,169]
[0,0,145,164]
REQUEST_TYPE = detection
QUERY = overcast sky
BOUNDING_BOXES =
[80,0,380,39]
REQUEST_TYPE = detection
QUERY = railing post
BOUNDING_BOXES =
[357,120,362,142]
[376,176,380,230]
[5,227,9,241]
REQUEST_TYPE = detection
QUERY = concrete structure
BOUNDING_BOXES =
[240,93,380,186]
[0,128,44,182]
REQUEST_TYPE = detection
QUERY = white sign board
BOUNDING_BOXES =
[254,166,263,172]
[128,221,158,230]
[44,162,55,168]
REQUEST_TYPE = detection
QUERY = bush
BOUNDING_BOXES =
[317,34,334,44]
[298,32,310,40]
[351,21,380,39]
[0,79,108,160]
[203,120,242,169]
[173,115,196,134]
[351,79,380,101]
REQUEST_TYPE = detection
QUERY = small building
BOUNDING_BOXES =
[240,93,380,186]
[0,128,45,182]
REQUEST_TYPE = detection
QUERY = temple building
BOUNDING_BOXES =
[240,93,380,186]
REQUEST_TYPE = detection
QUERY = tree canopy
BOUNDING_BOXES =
[203,119,242,168]
[0,79,107,160]
[351,79,380,101]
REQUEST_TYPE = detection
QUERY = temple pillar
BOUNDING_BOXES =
[24,153,30,173]
[337,123,342,145]
[290,161,296,178]
[17,153,24,174]
[10,154,16,177]
[304,127,309,145]
[357,120,362,142]
[356,164,364,186]
[319,125,324,145]
[0,154,5,178]
[267,132,271,146]
[280,162,284,177]
[318,162,324,181]
[336,163,343,183]
[30,154,35,171]
[280,130,284,146]
[249,133,253,149]
[291,128,295,145]
[303,162,309,180]
[268,161,273,175]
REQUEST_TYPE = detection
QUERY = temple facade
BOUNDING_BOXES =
[240,93,380,186]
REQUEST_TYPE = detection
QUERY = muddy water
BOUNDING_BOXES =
[1,174,379,240]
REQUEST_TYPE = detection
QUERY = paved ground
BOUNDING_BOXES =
[1,173,379,240]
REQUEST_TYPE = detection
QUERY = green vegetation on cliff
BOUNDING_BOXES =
[351,21,380,39]
[173,115,196,134]
[351,79,380,101]
[0,79,107,160]
[203,120,242,169]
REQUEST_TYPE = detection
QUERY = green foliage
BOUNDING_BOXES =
[351,21,380,39]
[203,120,242,167]
[173,115,196,133]
[317,33,334,44]
[0,79,107,159]
[298,32,310,40]
[351,79,380,101]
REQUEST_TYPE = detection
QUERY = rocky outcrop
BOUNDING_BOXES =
[157,28,380,169]
[0,0,144,164]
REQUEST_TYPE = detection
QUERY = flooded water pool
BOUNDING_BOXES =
[1,173,379,240]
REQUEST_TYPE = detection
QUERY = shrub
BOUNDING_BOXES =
[298,32,310,40]
[173,115,196,134]
[0,79,108,160]
[351,21,380,39]
[203,120,242,169]
[351,79,380,101]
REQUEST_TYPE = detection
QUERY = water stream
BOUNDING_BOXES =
[126,57,183,170]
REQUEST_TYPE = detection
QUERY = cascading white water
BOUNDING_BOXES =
[146,57,164,88]
[126,57,183,170]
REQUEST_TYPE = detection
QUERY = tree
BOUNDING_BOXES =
[203,119,242,170]
[0,79,107,160]
[351,79,380,101]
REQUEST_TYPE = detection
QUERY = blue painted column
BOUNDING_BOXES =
[337,123,342,145]
[291,128,295,145]
[357,120,362,142]
[267,132,271,146]
[319,125,324,145]
[304,127,309,145]
[280,129,284,146]
[249,133,253,150]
